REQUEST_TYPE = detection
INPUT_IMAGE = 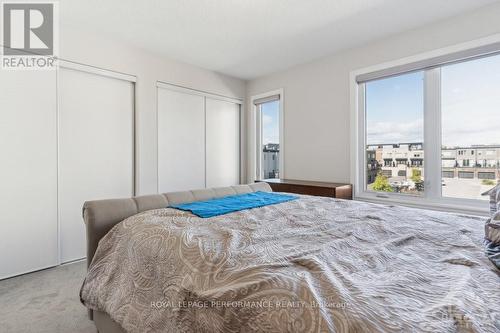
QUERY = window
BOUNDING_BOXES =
[443,171,454,178]
[365,72,424,195]
[382,170,392,177]
[253,91,282,180]
[354,46,500,213]
[441,55,500,200]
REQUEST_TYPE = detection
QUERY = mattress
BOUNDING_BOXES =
[80,195,500,332]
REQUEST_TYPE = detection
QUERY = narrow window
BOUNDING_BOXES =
[254,93,281,180]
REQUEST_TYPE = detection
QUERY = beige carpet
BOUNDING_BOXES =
[0,261,96,333]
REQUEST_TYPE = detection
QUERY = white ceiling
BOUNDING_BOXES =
[61,0,499,80]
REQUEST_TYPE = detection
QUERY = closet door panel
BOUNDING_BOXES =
[157,88,205,192]
[58,68,134,263]
[0,70,58,279]
[206,98,240,188]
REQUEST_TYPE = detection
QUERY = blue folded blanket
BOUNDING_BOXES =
[170,191,298,218]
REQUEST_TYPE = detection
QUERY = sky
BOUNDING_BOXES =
[366,53,500,147]
[366,71,424,145]
[261,100,280,144]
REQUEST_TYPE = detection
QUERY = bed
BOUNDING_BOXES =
[81,183,500,333]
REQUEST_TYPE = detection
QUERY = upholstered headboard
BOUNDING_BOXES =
[82,182,272,268]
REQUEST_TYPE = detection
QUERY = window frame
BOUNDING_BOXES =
[350,35,500,216]
[250,89,284,181]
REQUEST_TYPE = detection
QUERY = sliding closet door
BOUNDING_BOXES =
[205,98,240,188]
[58,67,134,263]
[157,87,205,192]
[0,71,58,279]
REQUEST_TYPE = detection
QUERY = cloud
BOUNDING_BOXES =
[367,119,423,144]
[262,115,273,126]
[442,98,500,146]
[368,114,500,146]
[263,135,279,145]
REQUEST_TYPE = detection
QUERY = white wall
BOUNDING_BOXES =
[246,3,500,184]
[60,26,246,195]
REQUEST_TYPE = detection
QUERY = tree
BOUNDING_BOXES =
[411,168,424,192]
[372,173,393,192]
[410,168,422,183]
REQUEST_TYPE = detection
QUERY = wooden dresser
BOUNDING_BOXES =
[257,179,352,200]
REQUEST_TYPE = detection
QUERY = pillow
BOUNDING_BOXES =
[483,184,500,269]
[483,183,500,216]
[485,212,500,269]
[485,212,500,244]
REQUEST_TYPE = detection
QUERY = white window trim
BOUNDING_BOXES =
[350,33,500,217]
[250,89,284,181]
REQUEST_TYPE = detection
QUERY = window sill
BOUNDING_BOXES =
[354,192,489,217]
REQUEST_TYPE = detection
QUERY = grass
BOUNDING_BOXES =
[481,179,496,186]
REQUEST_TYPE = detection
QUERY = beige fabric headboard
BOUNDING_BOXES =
[82,183,272,268]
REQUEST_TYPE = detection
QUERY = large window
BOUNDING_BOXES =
[356,49,500,213]
[254,92,282,180]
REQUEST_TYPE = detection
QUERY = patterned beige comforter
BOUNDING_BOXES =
[81,195,500,332]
